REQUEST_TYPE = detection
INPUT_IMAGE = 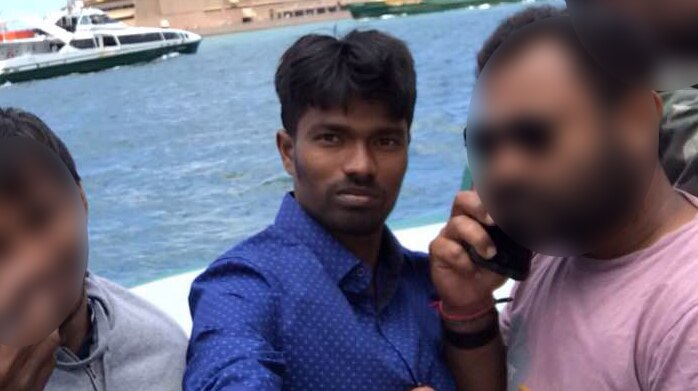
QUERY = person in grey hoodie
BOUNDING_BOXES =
[0,107,186,391]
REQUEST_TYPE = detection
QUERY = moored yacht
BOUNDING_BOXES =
[0,1,202,84]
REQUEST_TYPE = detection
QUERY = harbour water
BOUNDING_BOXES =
[0,3,548,286]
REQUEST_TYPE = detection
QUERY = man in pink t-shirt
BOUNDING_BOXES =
[500,193,698,390]
[428,15,698,391]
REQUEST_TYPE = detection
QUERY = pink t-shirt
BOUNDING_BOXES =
[501,192,698,391]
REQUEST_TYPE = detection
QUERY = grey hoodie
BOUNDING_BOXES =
[45,274,187,391]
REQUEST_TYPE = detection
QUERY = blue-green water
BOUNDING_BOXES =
[0,3,547,286]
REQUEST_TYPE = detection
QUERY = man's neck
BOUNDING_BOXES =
[333,229,384,269]
[59,290,91,356]
[590,168,697,259]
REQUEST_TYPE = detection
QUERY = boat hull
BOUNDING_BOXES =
[346,0,524,19]
[0,40,201,84]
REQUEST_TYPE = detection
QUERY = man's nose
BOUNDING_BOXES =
[343,143,377,181]
[488,147,532,181]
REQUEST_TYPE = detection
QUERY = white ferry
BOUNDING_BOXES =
[0,2,202,84]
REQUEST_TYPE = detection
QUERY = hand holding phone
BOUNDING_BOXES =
[430,191,513,314]
[467,225,532,281]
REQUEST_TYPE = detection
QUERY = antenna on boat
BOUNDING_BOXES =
[66,0,75,30]
[65,0,85,32]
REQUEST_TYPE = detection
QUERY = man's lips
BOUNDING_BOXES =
[335,187,382,208]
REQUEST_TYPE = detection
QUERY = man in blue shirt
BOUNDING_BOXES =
[185,30,456,390]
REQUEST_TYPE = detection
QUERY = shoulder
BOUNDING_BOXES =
[647,219,698,319]
[398,241,430,276]
[87,274,187,350]
[660,89,698,114]
[399,247,436,293]
[194,226,295,288]
[517,254,558,284]
[197,224,326,289]
[87,275,186,390]
[402,247,429,264]
[503,254,561,309]
[659,89,698,139]
[216,225,308,271]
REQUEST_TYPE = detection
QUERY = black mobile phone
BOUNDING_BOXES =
[467,225,533,281]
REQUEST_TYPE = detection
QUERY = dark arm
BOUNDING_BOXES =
[443,312,506,391]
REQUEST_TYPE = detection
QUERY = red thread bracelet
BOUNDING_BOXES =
[432,299,495,322]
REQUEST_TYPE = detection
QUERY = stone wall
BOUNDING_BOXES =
[86,0,358,33]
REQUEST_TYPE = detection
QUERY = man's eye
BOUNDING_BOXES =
[377,137,401,148]
[25,204,54,233]
[316,134,341,144]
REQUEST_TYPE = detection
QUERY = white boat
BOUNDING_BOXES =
[0,1,202,84]
[132,222,516,334]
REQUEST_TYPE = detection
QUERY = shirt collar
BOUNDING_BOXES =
[374,229,406,310]
[274,193,406,297]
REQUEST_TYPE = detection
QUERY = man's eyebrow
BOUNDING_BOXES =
[309,123,407,135]
[373,126,407,135]
[309,123,353,133]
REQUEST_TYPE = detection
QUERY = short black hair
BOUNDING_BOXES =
[477,5,567,75]
[479,15,631,108]
[275,29,417,136]
[0,108,81,183]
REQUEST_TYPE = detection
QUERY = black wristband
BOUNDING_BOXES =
[442,311,500,350]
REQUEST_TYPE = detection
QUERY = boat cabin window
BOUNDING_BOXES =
[98,35,118,47]
[118,33,163,45]
[70,38,97,49]
[56,16,79,32]
[163,32,180,40]
[79,15,92,26]
[90,14,118,25]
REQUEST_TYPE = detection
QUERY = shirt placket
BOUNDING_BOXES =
[345,265,421,388]
[375,296,421,388]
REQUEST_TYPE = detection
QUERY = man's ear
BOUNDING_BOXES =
[276,129,296,177]
[618,90,663,160]
[651,91,663,123]
[620,90,662,135]
[78,185,88,215]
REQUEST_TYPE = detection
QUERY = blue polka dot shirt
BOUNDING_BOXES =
[185,193,456,391]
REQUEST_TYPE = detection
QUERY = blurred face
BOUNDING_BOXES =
[468,37,658,255]
[278,99,409,236]
[0,142,88,347]
[612,0,697,49]
[573,0,698,56]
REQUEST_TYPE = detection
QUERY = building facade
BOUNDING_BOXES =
[84,0,353,33]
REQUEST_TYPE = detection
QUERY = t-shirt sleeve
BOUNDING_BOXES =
[646,305,698,391]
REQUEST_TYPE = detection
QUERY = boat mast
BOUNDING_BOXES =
[66,0,85,30]
[66,0,74,30]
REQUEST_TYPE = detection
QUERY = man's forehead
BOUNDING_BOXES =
[0,140,77,202]
[476,37,585,119]
[0,164,70,203]
[591,0,694,17]
[301,103,408,132]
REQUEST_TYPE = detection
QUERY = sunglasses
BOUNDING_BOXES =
[463,116,556,159]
